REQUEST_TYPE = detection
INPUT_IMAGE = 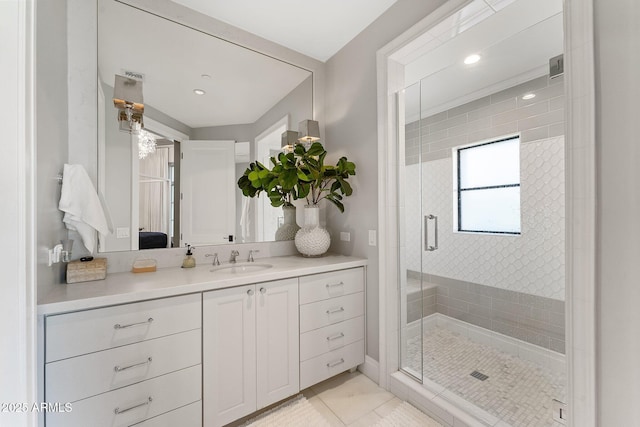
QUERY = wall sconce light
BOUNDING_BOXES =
[281,130,299,153]
[113,75,144,134]
[298,119,320,148]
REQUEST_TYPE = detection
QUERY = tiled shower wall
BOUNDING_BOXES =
[405,75,564,165]
[407,272,565,353]
[402,75,566,352]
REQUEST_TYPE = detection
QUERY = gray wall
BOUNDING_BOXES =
[594,0,640,424]
[192,123,253,141]
[324,0,447,361]
[36,0,69,294]
[252,75,313,148]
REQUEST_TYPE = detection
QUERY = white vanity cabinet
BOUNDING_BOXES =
[203,278,299,427]
[299,268,365,389]
[43,293,202,427]
[39,257,367,427]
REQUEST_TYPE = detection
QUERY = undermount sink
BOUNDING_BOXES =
[210,263,273,274]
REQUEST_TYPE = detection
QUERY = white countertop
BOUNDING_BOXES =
[38,254,367,315]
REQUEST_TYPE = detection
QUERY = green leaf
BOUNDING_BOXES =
[280,169,298,189]
[248,170,259,182]
[297,182,310,199]
[326,195,345,213]
[339,178,353,196]
[306,142,325,157]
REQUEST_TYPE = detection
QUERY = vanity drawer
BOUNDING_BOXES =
[300,316,364,362]
[46,293,201,362]
[46,329,201,403]
[132,401,201,427]
[300,340,364,390]
[46,365,201,427]
[299,268,364,304]
[300,292,364,333]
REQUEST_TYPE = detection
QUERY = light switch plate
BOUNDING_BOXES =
[368,230,377,246]
[340,232,351,242]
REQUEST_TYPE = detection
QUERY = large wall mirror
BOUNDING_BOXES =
[97,0,313,252]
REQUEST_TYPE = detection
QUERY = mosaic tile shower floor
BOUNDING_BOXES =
[405,326,566,426]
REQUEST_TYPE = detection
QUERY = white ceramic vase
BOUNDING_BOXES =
[294,205,330,257]
[274,205,300,241]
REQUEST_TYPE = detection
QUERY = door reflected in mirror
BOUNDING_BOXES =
[97,0,312,252]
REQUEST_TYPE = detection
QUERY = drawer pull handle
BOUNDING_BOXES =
[114,357,153,372]
[326,307,345,315]
[114,396,152,415]
[247,289,255,296]
[114,318,154,330]
[326,332,345,341]
[260,287,266,294]
[327,358,345,368]
[326,281,344,289]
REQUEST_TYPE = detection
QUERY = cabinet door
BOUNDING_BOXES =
[256,278,299,409]
[203,285,256,427]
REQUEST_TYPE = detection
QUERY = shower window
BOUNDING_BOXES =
[455,136,521,234]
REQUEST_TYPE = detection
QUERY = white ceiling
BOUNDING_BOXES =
[400,0,564,118]
[170,0,398,62]
[99,0,311,128]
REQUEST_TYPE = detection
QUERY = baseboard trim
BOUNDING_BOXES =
[358,355,380,384]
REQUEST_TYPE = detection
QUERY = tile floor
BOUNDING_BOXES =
[227,371,406,427]
[405,326,566,426]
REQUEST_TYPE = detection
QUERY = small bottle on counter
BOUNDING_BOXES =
[182,244,196,268]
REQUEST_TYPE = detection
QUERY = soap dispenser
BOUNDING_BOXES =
[182,244,196,268]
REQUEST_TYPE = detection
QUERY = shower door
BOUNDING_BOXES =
[399,80,447,382]
[398,81,431,381]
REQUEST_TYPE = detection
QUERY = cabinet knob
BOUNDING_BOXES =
[260,287,266,294]
[247,289,254,296]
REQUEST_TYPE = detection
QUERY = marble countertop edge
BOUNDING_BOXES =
[38,254,367,316]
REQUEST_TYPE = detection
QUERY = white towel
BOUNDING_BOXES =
[58,164,111,254]
[240,197,251,242]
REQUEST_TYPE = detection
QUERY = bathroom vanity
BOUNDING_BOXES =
[37,255,366,427]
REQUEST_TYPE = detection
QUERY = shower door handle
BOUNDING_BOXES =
[424,214,438,251]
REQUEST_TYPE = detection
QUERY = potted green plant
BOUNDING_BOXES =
[237,152,301,240]
[292,142,356,256]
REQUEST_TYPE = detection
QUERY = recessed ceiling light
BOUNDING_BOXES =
[193,89,206,96]
[464,54,481,65]
[201,74,211,79]
[522,93,536,100]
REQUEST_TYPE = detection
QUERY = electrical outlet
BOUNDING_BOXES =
[368,230,377,246]
[116,227,130,239]
[340,232,351,242]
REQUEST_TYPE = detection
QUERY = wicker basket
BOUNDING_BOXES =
[66,258,107,284]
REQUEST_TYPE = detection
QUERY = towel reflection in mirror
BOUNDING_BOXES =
[58,164,112,254]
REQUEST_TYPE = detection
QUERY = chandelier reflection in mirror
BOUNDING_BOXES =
[137,130,157,159]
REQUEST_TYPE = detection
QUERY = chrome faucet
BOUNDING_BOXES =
[247,249,259,262]
[229,250,240,263]
[205,253,220,266]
